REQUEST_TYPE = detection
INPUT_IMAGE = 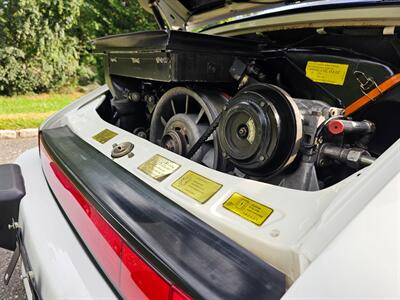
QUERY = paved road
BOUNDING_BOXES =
[0,137,37,299]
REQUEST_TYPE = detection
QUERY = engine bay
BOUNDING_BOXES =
[94,28,400,191]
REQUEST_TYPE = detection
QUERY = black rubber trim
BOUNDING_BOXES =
[41,126,285,300]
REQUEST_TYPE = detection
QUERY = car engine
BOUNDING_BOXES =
[94,29,400,191]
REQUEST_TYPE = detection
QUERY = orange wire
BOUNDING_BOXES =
[345,73,400,116]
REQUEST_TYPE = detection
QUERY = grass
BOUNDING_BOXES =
[0,92,83,130]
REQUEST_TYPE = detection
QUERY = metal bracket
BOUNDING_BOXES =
[4,242,20,285]
[3,229,40,299]
[8,218,20,231]
[153,0,190,31]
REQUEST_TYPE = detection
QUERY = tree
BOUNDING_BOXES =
[73,0,157,84]
[0,0,156,95]
[0,0,83,95]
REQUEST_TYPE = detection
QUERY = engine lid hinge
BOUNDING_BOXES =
[151,0,191,31]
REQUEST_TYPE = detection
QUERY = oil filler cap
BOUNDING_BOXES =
[111,142,134,158]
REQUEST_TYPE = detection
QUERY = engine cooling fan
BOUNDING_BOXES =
[150,87,227,169]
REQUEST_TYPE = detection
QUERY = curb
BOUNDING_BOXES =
[0,128,38,139]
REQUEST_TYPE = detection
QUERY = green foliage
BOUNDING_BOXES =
[0,0,157,95]
[74,0,157,83]
[0,0,83,95]
[0,92,81,115]
[0,91,81,129]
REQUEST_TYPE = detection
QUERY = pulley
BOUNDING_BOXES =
[218,84,302,177]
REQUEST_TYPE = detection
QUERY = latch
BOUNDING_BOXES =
[354,71,382,100]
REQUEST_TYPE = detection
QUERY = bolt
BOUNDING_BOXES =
[237,124,249,139]
[137,132,147,139]
[8,219,19,230]
[20,271,34,280]
[28,271,34,279]
[260,101,265,107]
[208,63,216,73]
[259,155,265,161]
[270,229,280,237]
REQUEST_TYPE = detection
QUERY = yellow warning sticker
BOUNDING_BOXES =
[138,154,180,182]
[172,171,222,204]
[223,193,273,226]
[92,129,118,144]
[306,61,349,86]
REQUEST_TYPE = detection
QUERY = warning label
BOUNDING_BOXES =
[172,171,222,204]
[138,154,180,182]
[306,61,349,86]
[92,129,118,144]
[223,193,273,226]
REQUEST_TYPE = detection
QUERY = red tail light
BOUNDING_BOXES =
[40,138,191,300]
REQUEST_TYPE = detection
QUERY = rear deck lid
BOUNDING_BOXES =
[138,0,393,32]
[138,0,286,30]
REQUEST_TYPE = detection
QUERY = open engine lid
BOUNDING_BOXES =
[138,0,286,30]
[138,0,397,32]
[139,0,285,15]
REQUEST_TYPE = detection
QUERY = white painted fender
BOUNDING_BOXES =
[283,172,400,299]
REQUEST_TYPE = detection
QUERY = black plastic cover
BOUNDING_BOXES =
[283,51,394,107]
[94,30,259,84]
[93,30,258,55]
[42,126,285,300]
[0,164,25,250]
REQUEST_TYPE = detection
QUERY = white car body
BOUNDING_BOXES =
[7,1,400,299]
[16,86,400,299]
